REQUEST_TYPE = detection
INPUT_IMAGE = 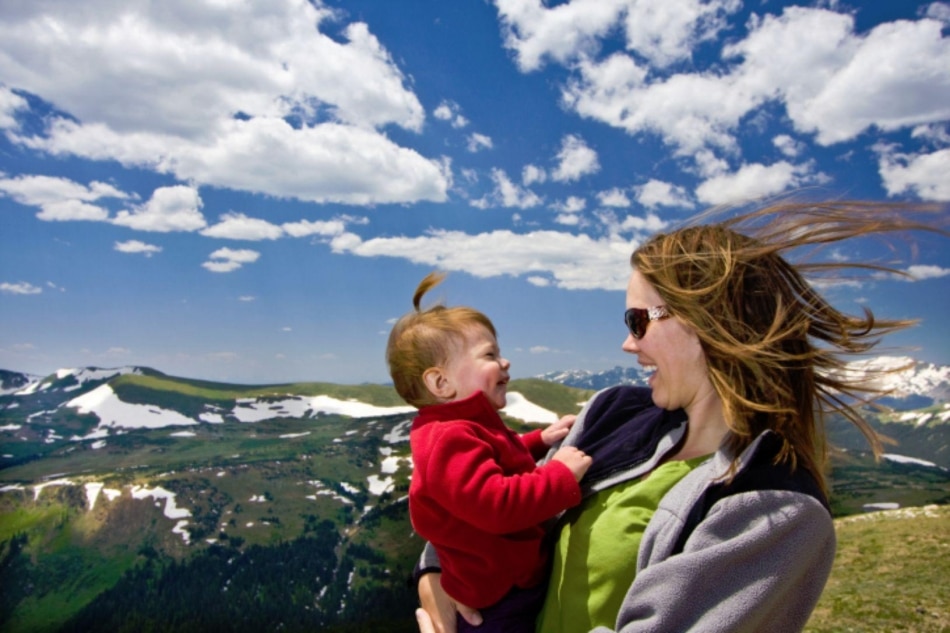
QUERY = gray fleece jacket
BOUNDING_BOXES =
[566,386,836,633]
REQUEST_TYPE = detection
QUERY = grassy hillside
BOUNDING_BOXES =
[806,504,950,632]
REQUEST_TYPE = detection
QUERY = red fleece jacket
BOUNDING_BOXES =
[409,391,582,609]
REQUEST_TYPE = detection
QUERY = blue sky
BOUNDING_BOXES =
[1,0,948,385]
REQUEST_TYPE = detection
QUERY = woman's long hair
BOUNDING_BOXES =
[632,200,947,492]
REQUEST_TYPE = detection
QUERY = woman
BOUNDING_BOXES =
[415,200,946,633]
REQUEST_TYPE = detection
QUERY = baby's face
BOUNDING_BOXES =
[440,325,511,409]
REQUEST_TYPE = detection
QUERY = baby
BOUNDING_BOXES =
[387,272,592,633]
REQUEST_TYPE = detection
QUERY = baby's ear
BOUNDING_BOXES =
[423,367,454,400]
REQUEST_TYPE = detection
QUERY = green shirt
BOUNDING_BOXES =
[536,456,708,633]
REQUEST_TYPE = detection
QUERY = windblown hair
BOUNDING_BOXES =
[386,272,496,409]
[632,200,947,492]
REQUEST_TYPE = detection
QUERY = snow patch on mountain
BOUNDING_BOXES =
[230,395,414,422]
[503,392,559,424]
[15,366,146,396]
[67,384,197,431]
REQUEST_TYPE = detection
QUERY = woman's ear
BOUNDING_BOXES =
[423,367,454,401]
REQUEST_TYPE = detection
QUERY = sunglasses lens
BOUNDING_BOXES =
[624,309,646,339]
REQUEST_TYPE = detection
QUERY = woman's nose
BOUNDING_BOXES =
[621,332,639,354]
[500,357,511,370]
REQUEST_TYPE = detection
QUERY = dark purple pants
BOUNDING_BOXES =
[456,583,546,633]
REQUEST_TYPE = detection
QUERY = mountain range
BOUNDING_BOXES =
[539,356,950,408]
[0,358,948,632]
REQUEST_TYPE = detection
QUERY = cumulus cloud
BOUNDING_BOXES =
[112,185,206,232]
[494,0,739,71]
[115,240,162,257]
[552,5,950,175]
[695,161,823,205]
[281,218,349,238]
[331,228,644,290]
[467,133,494,153]
[0,174,128,222]
[552,134,599,182]
[635,179,694,209]
[0,85,28,129]
[522,164,547,186]
[202,247,260,273]
[905,264,950,280]
[551,196,587,213]
[1,281,42,295]
[201,213,284,241]
[597,188,631,208]
[433,100,469,128]
[0,0,449,206]
[773,134,805,158]
[876,146,950,201]
[472,169,543,209]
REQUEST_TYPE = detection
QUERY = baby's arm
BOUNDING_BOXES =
[549,445,592,482]
[541,414,577,446]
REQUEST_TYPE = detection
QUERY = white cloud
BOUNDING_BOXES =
[0,281,42,295]
[695,161,820,205]
[622,0,741,68]
[0,85,28,129]
[911,123,950,146]
[474,169,543,209]
[905,264,950,280]
[551,196,588,226]
[0,1,422,135]
[552,134,599,182]
[0,174,128,222]
[37,200,111,222]
[201,213,284,241]
[495,0,623,72]
[115,240,162,257]
[876,146,950,202]
[17,117,449,206]
[112,185,206,233]
[555,6,950,173]
[924,2,950,22]
[598,210,670,235]
[551,196,587,213]
[433,100,469,128]
[554,213,582,227]
[202,247,260,273]
[467,133,493,153]
[635,179,694,209]
[596,188,631,208]
[281,218,348,238]
[737,9,950,145]
[496,0,739,71]
[332,227,646,291]
[773,134,805,158]
[0,0,449,206]
[522,164,547,186]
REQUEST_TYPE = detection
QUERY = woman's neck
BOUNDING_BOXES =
[676,390,729,460]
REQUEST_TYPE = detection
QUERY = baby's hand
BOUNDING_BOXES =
[551,446,592,482]
[541,414,577,446]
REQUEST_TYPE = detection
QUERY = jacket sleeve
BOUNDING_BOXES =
[423,425,582,534]
[520,428,548,460]
[595,491,836,633]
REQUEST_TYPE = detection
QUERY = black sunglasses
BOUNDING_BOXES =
[624,306,670,339]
